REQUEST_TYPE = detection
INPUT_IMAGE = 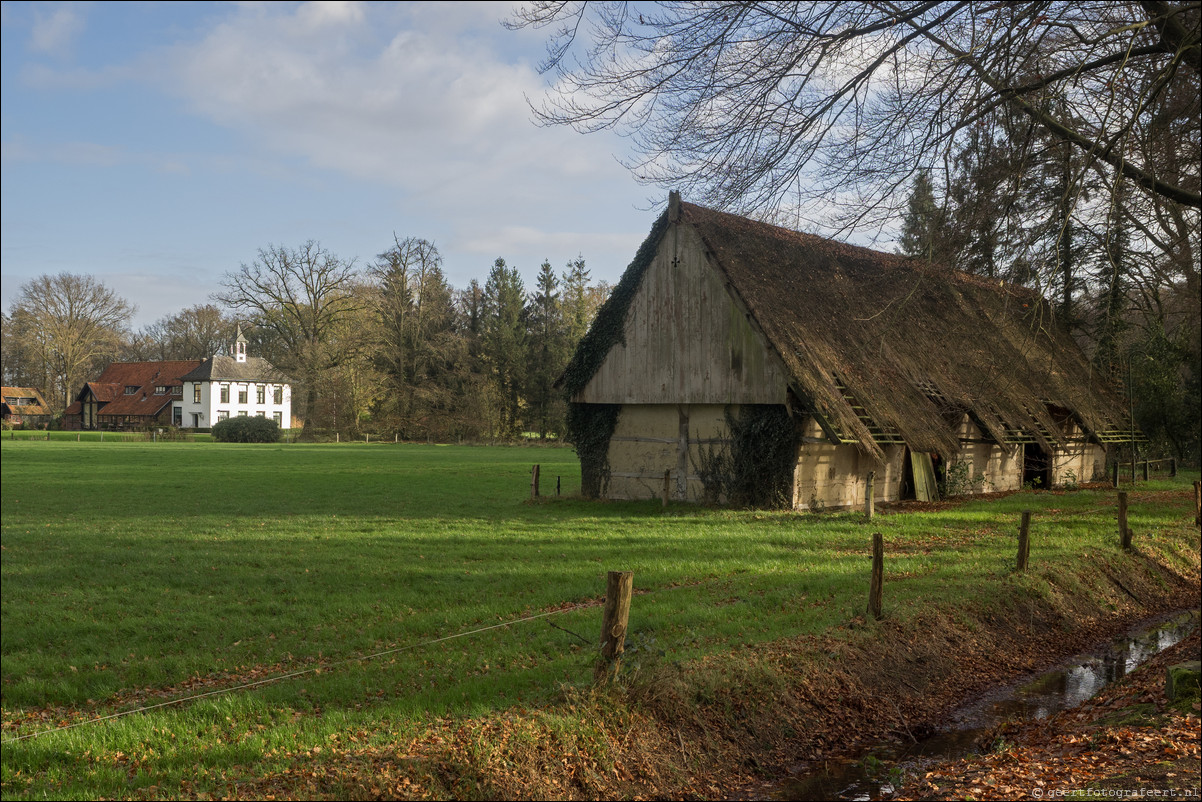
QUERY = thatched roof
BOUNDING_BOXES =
[567,196,1126,459]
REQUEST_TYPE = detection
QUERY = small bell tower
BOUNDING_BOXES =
[234,324,248,363]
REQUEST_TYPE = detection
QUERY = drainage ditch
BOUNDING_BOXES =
[775,609,1200,801]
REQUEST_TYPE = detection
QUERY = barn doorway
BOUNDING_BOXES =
[901,449,939,502]
[1023,443,1051,489]
[900,448,915,500]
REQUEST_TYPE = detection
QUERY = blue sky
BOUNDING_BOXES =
[1,1,658,328]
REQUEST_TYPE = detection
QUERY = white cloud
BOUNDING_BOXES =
[29,5,84,57]
[295,0,365,29]
[161,3,624,199]
[460,226,642,263]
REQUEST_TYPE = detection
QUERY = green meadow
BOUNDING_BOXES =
[1,439,1199,799]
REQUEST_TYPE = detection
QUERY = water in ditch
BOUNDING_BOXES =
[775,609,1200,801]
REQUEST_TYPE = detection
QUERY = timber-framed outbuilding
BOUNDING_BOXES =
[560,193,1128,509]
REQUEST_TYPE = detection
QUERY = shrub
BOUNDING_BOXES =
[211,416,281,443]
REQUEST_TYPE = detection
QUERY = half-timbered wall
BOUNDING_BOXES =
[604,404,731,502]
[950,416,1024,493]
[793,419,906,510]
[1050,421,1106,485]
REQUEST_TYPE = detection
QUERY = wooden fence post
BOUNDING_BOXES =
[1170,458,1176,477]
[1142,460,1149,481]
[1130,456,1136,483]
[1017,510,1031,571]
[1118,491,1132,550]
[557,476,561,497]
[662,469,670,508]
[596,571,634,683]
[868,533,884,621]
[1112,461,1119,488]
[531,464,540,499]
[1194,481,1201,527]
[865,471,876,520]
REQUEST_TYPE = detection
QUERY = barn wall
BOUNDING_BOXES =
[577,224,790,405]
[793,420,906,510]
[950,416,1023,493]
[604,404,732,502]
[1051,422,1106,484]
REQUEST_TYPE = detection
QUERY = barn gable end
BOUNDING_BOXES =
[575,221,789,406]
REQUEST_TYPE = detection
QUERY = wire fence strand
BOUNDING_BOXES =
[1,602,595,744]
[2,571,740,745]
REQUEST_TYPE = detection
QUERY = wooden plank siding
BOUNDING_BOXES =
[576,225,789,405]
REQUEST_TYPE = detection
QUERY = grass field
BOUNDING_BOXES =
[2,440,1199,799]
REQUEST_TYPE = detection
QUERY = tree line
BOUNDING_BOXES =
[895,106,1199,463]
[1,241,610,442]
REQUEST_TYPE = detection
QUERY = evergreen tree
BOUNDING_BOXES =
[527,260,567,439]
[481,259,528,438]
[1092,195,1131,378]
[561,256,592,344]
[898,171,951,264]
[369,237,458,438]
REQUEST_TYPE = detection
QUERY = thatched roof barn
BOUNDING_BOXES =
[561,193,1126,508]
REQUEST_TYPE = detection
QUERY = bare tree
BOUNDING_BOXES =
[7,273,134,413]
[509,2,1200,229]
[215,242,362,434]
[127,304,238,361]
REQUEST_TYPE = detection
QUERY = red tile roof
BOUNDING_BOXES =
[78,361,203,419]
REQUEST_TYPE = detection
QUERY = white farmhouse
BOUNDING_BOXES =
[178,326,293,430]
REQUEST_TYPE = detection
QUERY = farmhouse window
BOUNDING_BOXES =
[256,385,265,404]
[173,407,182,426]
[172,386,182,396]
[220,385,230,404]
[125,386,138,395]
[238,411,248,417]
[154,386,167,395]
[238,388,248,404]
[273,386,283,405]
[273,412,282,426]
[217,410,229,421]
[193,385,201,403]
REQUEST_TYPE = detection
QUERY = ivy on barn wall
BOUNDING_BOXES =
[696,405,801,509]
[566,402,622,498]
[561,211,670,496]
